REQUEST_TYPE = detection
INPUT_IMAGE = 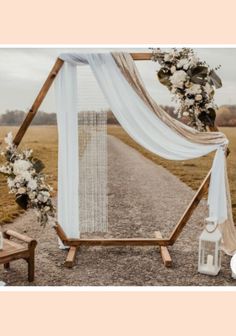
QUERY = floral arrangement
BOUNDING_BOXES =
[151,48,222,131]
[0,133,55,226]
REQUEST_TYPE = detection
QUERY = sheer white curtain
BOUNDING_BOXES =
[55,52,235,254]
[55,61,79,238]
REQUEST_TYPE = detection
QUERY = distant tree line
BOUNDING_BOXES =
[0,106,236,126]
[0,110,57,126]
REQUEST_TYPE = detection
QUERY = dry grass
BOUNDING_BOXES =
[0,125,235,225]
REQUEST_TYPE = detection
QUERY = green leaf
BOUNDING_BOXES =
[209,70,222,89]
[32,158,45,173]
[15,193,29,210]
[157,69,172,89]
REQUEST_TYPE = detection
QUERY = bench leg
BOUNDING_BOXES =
[4,263,10,270]
[27,251,35,282]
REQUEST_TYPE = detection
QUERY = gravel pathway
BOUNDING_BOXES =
[0,135,235,286]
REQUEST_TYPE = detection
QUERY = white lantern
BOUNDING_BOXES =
[198,217,222,276]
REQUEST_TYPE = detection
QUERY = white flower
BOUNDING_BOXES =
[37,194,43,201]
[18,187,26,194]
[195,94,203,101]
[20,171,32,182]
[189,55,199,67]
[24,149,33,159]
[183,112,190,117]
[4,132,13,146]
[29,192,36,200]
[13,159,32,175]
[0,166,10,174]
[7,178,15,188]
[170,70,188,89]
[177,58,189,70]
[27,178,37,190]
[185,98,195,106]
[164,53,172,62]
[186,83,201,95]
[170,66,176,74]
[204,82,213,96]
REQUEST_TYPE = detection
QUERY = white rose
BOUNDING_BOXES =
[177,58,189,70]
[170,70,188,89]
[20,171,32,182]
[13,159,32,175]
[27,178,37,191]
[186,83,201,95]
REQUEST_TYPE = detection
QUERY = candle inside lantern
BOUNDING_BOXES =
[0,232,3,251]
[207,254,213,268]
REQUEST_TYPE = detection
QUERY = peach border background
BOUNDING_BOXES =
[1,1,236,335]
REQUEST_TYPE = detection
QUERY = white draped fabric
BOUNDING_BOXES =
[55,52,236,254]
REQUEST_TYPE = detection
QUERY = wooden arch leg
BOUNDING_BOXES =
[65,246,78,268]
[155,231,172,267]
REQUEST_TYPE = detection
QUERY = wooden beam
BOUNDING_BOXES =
[62,237,170,247]
[65,246,78,268]
[54,224,170,247]
[155,231,172,267]
[13,57,64,147]
[168,170,211,245]
[130,53,153,60]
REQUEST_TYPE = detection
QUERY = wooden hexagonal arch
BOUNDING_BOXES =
[13,53,225,268]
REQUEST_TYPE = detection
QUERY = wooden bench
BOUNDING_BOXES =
[0,230,37,282]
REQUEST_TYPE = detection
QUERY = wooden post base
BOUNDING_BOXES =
[155,231,172,267]
[65,246,78,268]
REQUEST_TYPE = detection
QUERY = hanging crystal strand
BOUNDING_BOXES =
[97,111,102,232]
[84,110,89,233]
[103,110,108,232]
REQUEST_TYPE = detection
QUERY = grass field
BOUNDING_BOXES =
[0,125,235,225]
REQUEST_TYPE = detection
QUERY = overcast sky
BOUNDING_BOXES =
[0,47,236,115]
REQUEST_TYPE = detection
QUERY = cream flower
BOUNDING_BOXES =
[28,178,38,191]
[18,187,26,194]
[195,94,203,101]
[204,82,214,96]
[7,178,15,188]
[171,65,176,74]
[185,98,195,106]
[13,159,32,175]
[4,132,13,146]
[170,70,188,89]
[177,58,189,70]
[186,83,202,95]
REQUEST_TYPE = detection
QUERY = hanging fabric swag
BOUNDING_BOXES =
[55,52,236,255]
